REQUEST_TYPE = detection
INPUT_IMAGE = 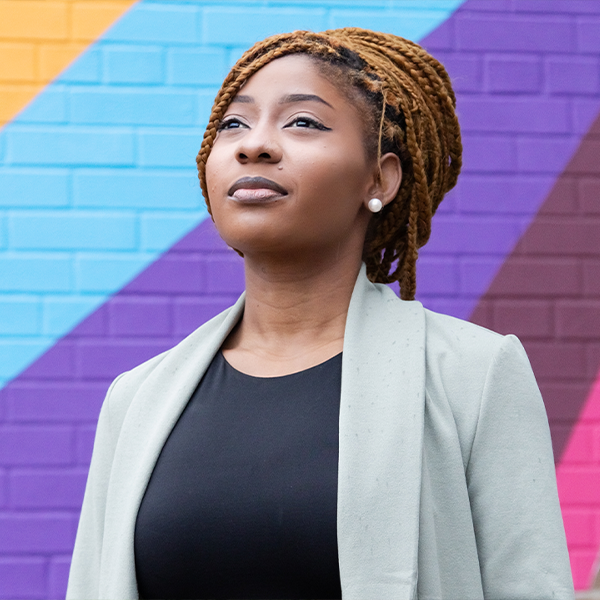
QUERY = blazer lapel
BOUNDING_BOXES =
[338,265,426,600]
[99,295,246,599]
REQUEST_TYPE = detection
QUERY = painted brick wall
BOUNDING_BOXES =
[1,0,600,598]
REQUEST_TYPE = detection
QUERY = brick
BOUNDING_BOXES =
[517,136,580,173]
[456,175,554,215]
[0,256,72,292]
[426,215,521,254]
[104,3,200,44]
[206,256,245,294]
[204,7,325,45]
[461,135,517,173]
[19,340,76,380]
[0,557,46,599]
[491,300,553,338]
[565,139,600,175]
[174,297,237,336]
[75,255,148,293]
[39,43,88,83]
[72,1,137,41]
[457,14,575,52]
[170,218,223,252]
[587,344,600,380]
[104,46,164,84]
[167,48,228,86]
[421,18,454,51]
[126,255,206,294]
[42,295,104,336]
[0,339,47,381]
[516,1,600,13]
[197,90,218,124]
[436,54,482,93]
[330,9,450,44]
[577,17,600,52]
[137,128,205,168]
[9,211,136,251]
[525,341,587,380]
[0,297,41,335]
[542,382,593,421]
[556,300,600,340]
[551,423,575,462]
[462,0,512,11]
[108,297,172,336]
[562,509,596,547]
[491,258,581,296]
[573,99,600,135]
[49,555,71,600]
[70,304,108,336]
[557,466,600,504]
[5,383,105,422]
[77,340,171,379]
[540,177,578,215]
[75,424,96,465]
[17,87,68,124]
[547,56,600,95]
[0,43,36,82]
[0,425,73,465]
[579,179,600,214]
[141,213,208,252]
[0,514,75,552]
[519,218,600,255]
[458,97,570,133]
[10,469,87,508]
[561,425,595,465]
[0,470,6,507]
[459,257,503,296]
[70,88,196,126]
[58,48,101,84]
[416,257,458,295]
[584,262,600,297]
[6,126,134,166]
[486,55,542,93]
[0,1,68,40]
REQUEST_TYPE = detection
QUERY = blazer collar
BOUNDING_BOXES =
[100,265,425,600]
[338,264,426,599]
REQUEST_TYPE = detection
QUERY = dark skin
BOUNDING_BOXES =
[205,54,402,377]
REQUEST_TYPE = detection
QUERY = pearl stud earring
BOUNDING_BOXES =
[368,198,383,213]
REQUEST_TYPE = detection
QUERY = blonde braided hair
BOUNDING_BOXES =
[196,28,462,300]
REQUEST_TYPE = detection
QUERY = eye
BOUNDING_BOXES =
[217,117,247,131]
[285,116,331,131]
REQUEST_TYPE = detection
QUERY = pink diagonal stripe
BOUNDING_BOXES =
[556,370,600,590]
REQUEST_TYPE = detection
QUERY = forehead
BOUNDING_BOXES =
[230,54,346,106]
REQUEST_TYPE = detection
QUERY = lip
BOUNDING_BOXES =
[227,176,288,202]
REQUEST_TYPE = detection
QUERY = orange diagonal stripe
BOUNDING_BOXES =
[0,0,138,127]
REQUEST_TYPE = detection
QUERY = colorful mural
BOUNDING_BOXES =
[0,0,599,597]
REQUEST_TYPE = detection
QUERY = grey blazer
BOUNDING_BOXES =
[66,265,574,600]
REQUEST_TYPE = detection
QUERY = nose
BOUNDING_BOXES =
[235,124,282,164]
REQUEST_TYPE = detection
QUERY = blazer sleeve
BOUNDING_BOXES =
[466,334,574,599]
[66,373,126,600]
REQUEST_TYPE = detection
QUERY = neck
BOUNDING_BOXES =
[222,243,364,375]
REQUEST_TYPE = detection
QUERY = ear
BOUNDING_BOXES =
[366,152,402,209]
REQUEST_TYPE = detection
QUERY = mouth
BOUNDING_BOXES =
[227,176,288,202]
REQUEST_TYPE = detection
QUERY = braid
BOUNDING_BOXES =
[196,28,462,300]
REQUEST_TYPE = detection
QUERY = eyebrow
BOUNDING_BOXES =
[231,93,333,108]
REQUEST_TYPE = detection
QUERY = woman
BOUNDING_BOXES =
[67,29,574,599]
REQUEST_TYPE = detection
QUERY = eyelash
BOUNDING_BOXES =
[217,116,331,131]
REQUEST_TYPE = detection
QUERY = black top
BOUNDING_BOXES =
[134,351,343,600]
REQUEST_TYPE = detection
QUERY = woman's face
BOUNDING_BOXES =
[205,54,378,259]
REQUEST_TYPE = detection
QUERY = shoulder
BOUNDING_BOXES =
[422,307,528,387]
[421,308,537,450]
